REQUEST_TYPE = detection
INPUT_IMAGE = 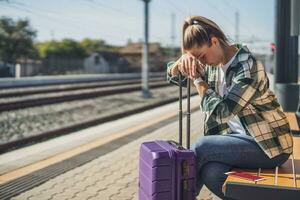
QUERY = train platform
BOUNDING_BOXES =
[0,95,220,200]
[0,73,163,89]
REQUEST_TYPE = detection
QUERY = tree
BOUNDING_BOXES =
[80,38,121,54]
[80,38,106,54]
[36,39,87,59]
[58,39,87,58]
[0,17,37,65]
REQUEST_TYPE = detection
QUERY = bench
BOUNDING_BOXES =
[222,112,300,200]
[285,112,300,135]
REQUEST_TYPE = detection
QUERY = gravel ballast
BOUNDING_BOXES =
[0,85,198,145]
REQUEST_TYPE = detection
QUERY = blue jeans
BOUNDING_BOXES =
[191,133,290,200]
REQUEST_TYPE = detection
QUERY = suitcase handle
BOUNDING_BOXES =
[178,74,191,149]
[167,140,185,150]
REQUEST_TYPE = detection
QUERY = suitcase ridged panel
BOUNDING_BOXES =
[139,141,174,199]
[139,140,196,200]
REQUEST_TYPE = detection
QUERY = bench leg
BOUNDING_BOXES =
[275,166,278,185]
[292,153,297,188]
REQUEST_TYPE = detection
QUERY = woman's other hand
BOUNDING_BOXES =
[168,54,190,76]
[178,54,205,80]
[168,54,205,80]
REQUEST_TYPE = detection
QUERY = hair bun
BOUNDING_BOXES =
[185,17,199,26]
[192,20,199,25]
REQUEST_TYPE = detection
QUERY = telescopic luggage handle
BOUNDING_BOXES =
[178,74,191,149]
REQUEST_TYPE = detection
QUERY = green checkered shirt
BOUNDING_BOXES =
[167,45,293,158]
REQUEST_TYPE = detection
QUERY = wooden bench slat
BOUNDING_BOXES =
[293,137,300,159]
[285,112,300,132]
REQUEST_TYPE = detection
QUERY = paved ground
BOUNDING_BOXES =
[9,106,221,200]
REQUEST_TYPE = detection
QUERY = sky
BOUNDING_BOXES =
[0,0,276,54]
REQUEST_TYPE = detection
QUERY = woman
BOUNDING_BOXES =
[167,16,293,199]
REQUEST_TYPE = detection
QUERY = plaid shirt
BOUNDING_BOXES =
[167,45,293,159]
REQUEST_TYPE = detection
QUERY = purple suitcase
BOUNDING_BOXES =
[139,76,196,200]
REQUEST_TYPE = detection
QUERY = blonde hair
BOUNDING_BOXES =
[182,16,229,53]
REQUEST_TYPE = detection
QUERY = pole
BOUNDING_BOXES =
[15,64,21,78]
[171,13,176,58]
[235,11,239,43]
[275,0,299,111]
[142,0,151,98]
[291,0,300,114]
[291,0,300,36]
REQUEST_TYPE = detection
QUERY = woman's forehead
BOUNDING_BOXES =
[187,45,208,55]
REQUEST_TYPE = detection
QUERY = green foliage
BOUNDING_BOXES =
[80,38,106,54]
[36,39,87,59]
[79,38,121,54]
[0,17,37,64]
[36,38,121,59]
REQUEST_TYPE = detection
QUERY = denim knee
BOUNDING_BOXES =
[199,162,232,199]
[193,136,216,155]
[191,138,211,167]
[200,162,222,186]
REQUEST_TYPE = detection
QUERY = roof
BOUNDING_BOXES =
[95,51,122,61]
[119,42,161,54]
[16,58,42,64]
[93,51,129,66]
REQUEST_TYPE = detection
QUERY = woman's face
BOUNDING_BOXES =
[186,37,224,66]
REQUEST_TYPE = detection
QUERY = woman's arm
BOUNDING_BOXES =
[194,81,209,97]
[166,59,188,87]
[167,59,181,76]
[201,58,265,124]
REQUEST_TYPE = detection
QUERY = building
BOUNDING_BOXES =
[119,42,165,72]
[16,58,43,76]
[0,62,14,77]
[0,60,43,77]
[84,51,131,73]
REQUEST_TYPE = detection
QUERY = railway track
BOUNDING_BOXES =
[0,74,198,153]
[0,92,197,154]
[0,80,169,112]
[0,77,164,98]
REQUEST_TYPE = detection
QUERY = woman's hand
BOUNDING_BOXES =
[169,54,205,80]
[168,54,208,96]
[178,54,205,80]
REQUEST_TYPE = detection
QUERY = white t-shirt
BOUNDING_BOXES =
[218,52,247,135]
